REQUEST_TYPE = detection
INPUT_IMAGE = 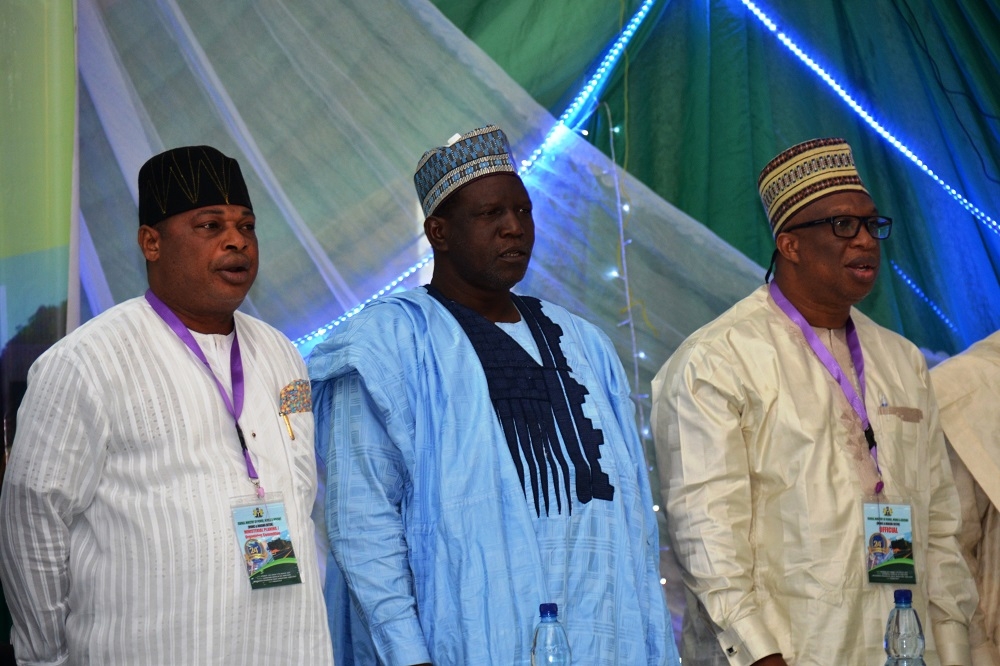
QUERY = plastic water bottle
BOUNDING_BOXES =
[531,602,571,665]
[884,589,925,665]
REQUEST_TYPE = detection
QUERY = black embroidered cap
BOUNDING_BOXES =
[138,145,253,226]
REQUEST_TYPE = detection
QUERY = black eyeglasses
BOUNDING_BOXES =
[782,215,893,240]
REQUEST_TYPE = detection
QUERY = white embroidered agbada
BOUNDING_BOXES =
[0,297,332,665]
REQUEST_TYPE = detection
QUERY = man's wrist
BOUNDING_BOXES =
[751,655,787,666]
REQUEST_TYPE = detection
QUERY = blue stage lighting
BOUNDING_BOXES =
[294,0,660,349]
[890,261,959,333]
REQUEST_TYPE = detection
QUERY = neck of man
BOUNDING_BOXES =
[773,272,851,329]
[149,288,237,335]
[428,278,521,324]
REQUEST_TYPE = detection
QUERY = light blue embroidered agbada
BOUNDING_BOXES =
[309,287,677,666]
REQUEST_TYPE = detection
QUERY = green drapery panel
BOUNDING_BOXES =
[434,0,1000,354]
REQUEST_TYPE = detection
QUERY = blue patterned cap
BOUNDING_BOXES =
[414,125,518,217]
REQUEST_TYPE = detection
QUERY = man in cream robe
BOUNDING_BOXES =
[932,331,1000,665]
[653,138,976,665]
[654,285,976,665]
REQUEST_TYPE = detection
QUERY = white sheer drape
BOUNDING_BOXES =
[80,0,761,338]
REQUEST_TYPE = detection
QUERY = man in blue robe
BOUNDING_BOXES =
[310,125,678,665]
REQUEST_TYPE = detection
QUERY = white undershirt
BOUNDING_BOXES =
[495,318,542,364]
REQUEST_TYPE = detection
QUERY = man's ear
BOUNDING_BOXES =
[424,215,448,252]
[775,231,800,265]
[138,224,162,262]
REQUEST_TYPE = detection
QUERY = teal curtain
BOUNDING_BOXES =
[433,0,1000,354]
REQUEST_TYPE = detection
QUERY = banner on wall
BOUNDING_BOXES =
[0,1,77,504]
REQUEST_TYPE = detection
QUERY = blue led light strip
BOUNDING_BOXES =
[291,255,433,347]
[740,0,998,236]
[519,0,656,173]
[293,0,659,348]
[564,0,656,129]
[890,261,958,333]
[739,0,986,337]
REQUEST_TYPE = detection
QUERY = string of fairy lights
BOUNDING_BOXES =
[890,262,959,333]
[292,0,994,353]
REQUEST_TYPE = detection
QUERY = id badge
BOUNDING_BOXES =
[231,492,302,589]
[863,498,916,584]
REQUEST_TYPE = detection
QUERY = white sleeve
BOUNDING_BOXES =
[0,347,109,665]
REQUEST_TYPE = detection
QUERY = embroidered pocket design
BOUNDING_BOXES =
[279,379,312,440]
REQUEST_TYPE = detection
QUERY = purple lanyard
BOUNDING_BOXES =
[145,290,264,498]
[769,283,884,494]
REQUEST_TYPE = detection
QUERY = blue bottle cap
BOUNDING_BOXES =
[539,602,559,618]
[894,589,912,605]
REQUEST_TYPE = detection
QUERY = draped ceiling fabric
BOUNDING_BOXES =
[79,0,762,348]
[435,0,1000,355]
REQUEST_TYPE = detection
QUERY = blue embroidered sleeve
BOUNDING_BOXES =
[321,371,430,666]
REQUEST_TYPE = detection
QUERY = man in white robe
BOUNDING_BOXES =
[652,138,977,665]
[932,331,1000,665]
[0,146,332,665]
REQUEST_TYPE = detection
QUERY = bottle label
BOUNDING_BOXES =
[863,499,916,584]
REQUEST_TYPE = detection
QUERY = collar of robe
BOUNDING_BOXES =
[425,285,615,516]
